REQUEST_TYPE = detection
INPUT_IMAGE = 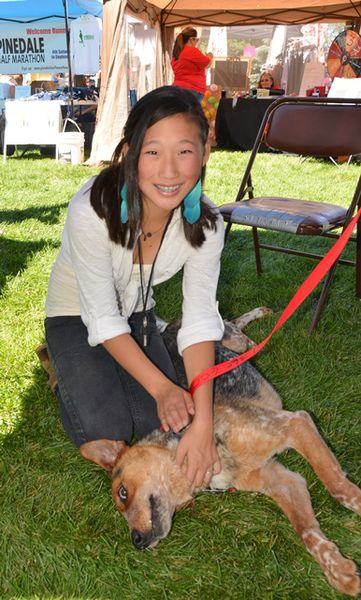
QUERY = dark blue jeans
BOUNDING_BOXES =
[45,311,177,447]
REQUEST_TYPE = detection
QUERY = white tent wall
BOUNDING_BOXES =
[86,0,127,164]
[87,0,169,164]
[154,21,172,89]
[125,0,174,87]
[128,19,166,100]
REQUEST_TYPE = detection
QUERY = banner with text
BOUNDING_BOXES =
[0,18,69,74]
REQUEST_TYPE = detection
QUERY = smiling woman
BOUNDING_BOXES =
[43,85,225,492]
[135,112,210,247]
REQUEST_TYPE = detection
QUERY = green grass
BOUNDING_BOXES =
[0,149,360,600]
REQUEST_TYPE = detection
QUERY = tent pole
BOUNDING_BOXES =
[62,0,74,118]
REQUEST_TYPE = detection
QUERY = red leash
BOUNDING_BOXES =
[190,207,361,396]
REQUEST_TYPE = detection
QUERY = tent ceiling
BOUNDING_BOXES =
[0,0,102,21]
[126,0,361,27]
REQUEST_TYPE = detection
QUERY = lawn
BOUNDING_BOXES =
[0,149,360,600]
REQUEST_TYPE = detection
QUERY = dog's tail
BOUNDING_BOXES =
[35,343,58,393]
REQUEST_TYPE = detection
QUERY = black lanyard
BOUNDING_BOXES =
[137,212,173,347]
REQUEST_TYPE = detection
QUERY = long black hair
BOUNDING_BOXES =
[172,27,198,60]
[90,85,218,249]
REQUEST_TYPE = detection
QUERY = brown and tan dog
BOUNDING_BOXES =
[78,307,360,597]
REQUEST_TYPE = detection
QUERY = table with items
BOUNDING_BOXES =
[1,100,98,159]
[215,97,276,150]
[1,86,99,157]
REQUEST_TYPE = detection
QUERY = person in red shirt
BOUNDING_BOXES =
[171,27,213,101]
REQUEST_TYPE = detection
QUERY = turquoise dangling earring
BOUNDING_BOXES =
[183,179,202,224]
[120,183,128,224]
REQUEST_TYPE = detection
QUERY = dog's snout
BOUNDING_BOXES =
[131,529,151,549]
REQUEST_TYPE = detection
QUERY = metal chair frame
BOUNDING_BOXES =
[220,96,361,333]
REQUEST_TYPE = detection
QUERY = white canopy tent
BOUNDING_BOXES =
[125,0,361,27]
[87,0,361,165]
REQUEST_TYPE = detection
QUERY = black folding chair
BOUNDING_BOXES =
[219,96,361,333]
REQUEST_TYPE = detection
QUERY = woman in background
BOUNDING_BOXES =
[171,27,213,101]
[258,71,275,90]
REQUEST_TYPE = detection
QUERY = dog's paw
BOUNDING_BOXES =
[257,306,273,317]
[222,307,273,353]
[325,555,361,597]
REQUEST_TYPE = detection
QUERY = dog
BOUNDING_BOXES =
[40,307,361,597]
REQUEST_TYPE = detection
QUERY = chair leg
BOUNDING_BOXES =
[310,212,361,331]
[252,227,263,275]
[328,156,341,168]
[308,262,339,334]
[356,218,361,299]
[224,221,232,241]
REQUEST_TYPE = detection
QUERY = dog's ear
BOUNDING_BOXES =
[79,439,128,472]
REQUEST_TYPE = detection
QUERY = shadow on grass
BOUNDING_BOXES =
[0,365,119,599]
[3,147,55,161]
[0,202,68,225]
[219,226,357,318]
[0,237,59,295]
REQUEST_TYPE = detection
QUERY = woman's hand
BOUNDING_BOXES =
[155,383,195,433]
[175,420,221,488]
[103,334,194,432]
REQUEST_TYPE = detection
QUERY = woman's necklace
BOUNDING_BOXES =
[137,212,173,347]
[140,223,165,242]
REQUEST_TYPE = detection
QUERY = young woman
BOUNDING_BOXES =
[258,71,275,90]
[45,86,224,489]
[171,27,213,100]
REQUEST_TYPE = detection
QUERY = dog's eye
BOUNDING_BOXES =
[118,485,127,503]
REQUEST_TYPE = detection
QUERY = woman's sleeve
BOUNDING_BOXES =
[66,194,131,346]
[177,213,225,354]
[189,47,212,69]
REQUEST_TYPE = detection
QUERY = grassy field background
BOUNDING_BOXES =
[0,149,360,599]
